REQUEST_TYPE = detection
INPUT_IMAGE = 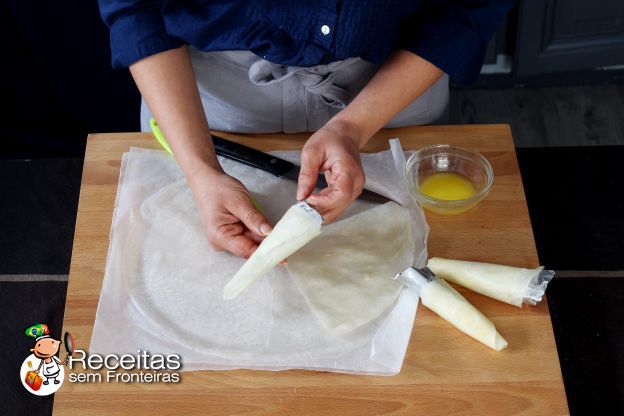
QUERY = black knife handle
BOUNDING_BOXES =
[211,135,295,177]
[211,135,391,203]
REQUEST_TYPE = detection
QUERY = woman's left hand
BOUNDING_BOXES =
[297,120,366,223]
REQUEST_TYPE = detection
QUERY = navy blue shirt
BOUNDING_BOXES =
[99,0,514,84]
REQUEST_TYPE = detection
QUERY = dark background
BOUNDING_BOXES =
[3,0,624,158]
[1,1,623,415]
[1,1,139,159]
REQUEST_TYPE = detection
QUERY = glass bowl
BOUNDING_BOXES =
[404,144,493,215]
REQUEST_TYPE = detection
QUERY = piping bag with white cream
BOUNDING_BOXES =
[395,267,508,351]
[427,258,555,307]
[223,201,323,300]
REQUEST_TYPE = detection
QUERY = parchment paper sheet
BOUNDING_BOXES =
[90,142,428,375]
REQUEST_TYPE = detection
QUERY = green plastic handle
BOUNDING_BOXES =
[149,117,265,215]
[150,118,173,155]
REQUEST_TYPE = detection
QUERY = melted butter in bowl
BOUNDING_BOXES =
[419,172,477,201]
[405,145,493,215]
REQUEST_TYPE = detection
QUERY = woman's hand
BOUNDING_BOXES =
[297,120,366,223]
[190,170,273,258]
[296,51,444,223]
[131,48,276,258]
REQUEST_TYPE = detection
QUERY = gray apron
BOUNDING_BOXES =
[140,47,449,133]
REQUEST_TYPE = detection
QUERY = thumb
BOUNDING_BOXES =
[297,147,323,200]
[229,196,273,237]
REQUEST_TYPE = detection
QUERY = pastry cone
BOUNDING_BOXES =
[223,202,322,300]
[427,257,554,307]
[396,267,508,351]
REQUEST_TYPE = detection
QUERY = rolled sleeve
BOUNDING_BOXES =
[99,1,185,68]
[401,0,515,84]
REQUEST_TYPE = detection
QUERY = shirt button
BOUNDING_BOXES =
[321,25,330,36]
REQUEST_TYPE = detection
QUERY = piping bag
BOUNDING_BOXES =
[427,258,555,307]
[395,267,508,351]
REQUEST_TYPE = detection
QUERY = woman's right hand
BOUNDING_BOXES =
[129,46,272,258]
[190,171,273,258]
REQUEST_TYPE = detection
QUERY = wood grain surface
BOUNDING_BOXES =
[54,125,568,415]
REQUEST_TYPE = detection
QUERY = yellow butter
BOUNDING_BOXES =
[419,172,476,201]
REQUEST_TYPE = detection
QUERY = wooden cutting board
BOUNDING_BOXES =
[53,125,568,415]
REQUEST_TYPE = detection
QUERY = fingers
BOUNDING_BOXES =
[297,146,323,201]
[307,170,363,223]
[206,222,259,258]
[229,195,273,238]
[220,234,259,259]
[243,229,265,244]
[195,173,274,258]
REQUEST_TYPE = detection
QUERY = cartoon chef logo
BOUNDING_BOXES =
[20,324,70,396]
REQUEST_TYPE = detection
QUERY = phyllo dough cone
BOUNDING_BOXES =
[427,257,554,307]
[396,267,508,351]
[223,202,322,300]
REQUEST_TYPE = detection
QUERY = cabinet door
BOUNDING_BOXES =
[515,0,624,76]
